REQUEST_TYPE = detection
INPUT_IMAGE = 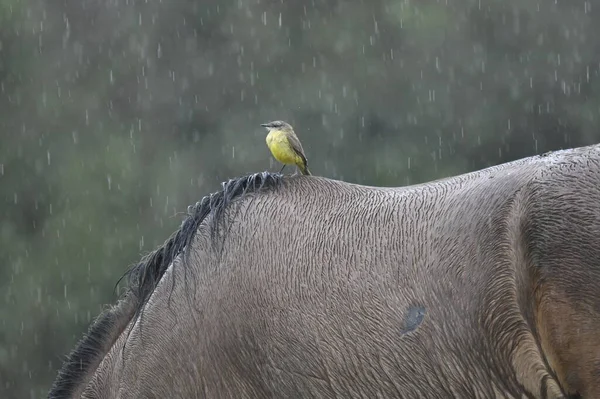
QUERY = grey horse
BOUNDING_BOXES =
[50,144,600,398]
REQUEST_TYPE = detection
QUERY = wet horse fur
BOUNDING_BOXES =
[48,172,284,398]
[49,145,600,398]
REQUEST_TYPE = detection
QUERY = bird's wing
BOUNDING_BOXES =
[288,133,308,164]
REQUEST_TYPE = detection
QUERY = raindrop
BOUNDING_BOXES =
[429,90,435,102]
[107,175,112,190]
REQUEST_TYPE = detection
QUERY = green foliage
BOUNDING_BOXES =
[1,0,600,396]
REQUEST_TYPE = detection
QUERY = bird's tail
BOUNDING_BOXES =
[299,163,311,176]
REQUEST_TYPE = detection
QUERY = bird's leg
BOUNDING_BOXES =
[279,164,286,174]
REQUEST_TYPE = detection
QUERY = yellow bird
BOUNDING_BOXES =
[261,120,311,176]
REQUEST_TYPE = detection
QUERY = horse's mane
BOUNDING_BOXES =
[48,171,284,398]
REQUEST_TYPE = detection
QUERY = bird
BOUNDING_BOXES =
[261,120,311,176]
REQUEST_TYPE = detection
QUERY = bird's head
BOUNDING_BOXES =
[260,120,293,133]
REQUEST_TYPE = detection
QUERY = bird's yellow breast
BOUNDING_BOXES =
[266,130,300,164]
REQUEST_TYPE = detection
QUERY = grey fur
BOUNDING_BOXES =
[51,145,600,398]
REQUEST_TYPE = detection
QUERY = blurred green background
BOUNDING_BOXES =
[1,0,599,396]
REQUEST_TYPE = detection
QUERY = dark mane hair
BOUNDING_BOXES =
[48,171,284,398]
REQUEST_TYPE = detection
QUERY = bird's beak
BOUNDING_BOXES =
[260,123,269,128]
